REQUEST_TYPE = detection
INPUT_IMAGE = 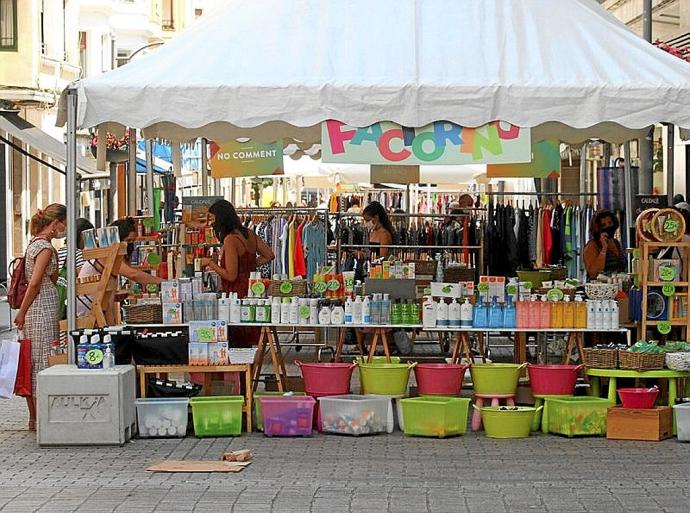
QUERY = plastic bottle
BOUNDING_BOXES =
[586,300,596,329]
[609,299,620,330]
[595,300,605,330]
[574,295,587,328]
[331,301,345,325]
[319,301,332,325]
[551,299,564,329]
[449,299,461,328]
[562,296,574,329]
[280,297,291,324]
[435,253,444,283]
[503,296,516,328]
[423,297,437,328]
[218,295,230,322]
[381,294,391,325]
[256,299,268,323]
[539,295,551,329]
[516,301,526,328]
[240,299,252,323]
[527,296,539,328]
[353,296,363,325]
[489,296,503,328]
[391,300,402,325]
[102,346,115,370]
[410,300,421,325]
[474,298,488,328]
[344,297,354,325]
[460,298,474,327]
[230,294,242,324]
[436,299,449,327]
[271,296,281,324]
[400,300,412,325]
[601,300,611,330]
[370,294,381,325]
[309,298,319,325]
[362,296,371,324]
[289,297,300,325]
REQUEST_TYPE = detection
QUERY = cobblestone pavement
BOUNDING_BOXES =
[2,395,690,513]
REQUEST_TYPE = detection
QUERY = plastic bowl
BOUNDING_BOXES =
[295,361,356,396]
[476,405,541,439]
[470,363,526,395]
[618,387,659,409]
[414,363,468,395]
[528,364,583,396]
[359,362,416,395]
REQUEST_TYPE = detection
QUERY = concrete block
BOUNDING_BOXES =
[37,364,136,446]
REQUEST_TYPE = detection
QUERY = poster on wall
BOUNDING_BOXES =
[209,140,284,178]
[322,120,531,166]
[486,139,561,178]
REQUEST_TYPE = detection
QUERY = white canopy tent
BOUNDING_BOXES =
[59,0,690,337]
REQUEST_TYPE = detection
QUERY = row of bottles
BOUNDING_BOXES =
[422,297,478,328]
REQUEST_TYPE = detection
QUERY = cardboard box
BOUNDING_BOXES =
[188,342,209,366]
[479,276,506,303]
[606,406,672,441]
[430,282,463,298]
[208,342,229,365]
[161,280,180,303]
[189,321,219,343]
[162,303,183,324]
[652,259,682,282]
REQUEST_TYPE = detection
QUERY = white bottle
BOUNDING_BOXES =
[449,299,461,328]
[370,294,381,325]
[229,294,241,324]
[423,297,437,328]
[609,300,619,330]
[380,294,391,325]
[255,299,268,323]
[309,298,319,325]
[331,302,345,325]
[362,296,371,324]
[586,300,596,329]
[460,298,474,327]
[280,297,291,324]
[102,346,115,370]
[436,299,449,327]
[595,300,605,330]
[218,295,230,322]
[353,296,363,325]
[319,302,332,325]
[344,297,354,325]
[271,296,281,324]
[240,299,251,322]
[289,297,300,325]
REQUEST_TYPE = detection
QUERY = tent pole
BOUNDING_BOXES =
[201,138,208,195]
[145,139,154,216]
[66,90,78,363]
[579,143,588,208]
[667,124,675,205]
[623,141,634,249]
[127,129,137,215]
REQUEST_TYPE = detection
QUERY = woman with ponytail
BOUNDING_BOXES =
[15,203,66,430]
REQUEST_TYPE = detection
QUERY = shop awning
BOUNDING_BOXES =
[58,0,690,145]
[0,111,99,176]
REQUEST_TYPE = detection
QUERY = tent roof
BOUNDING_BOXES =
[60,0,690,144]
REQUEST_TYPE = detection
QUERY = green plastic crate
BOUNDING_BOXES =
[401,396,471,438]
[546,396,614,437]
[189,396,244,437]
[253,392,306,431]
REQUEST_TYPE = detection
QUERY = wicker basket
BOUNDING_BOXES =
[665,352,690,371]
[585,282,619,300]
[583,348,618,369]
[122,303,162,324]
[618,351,666,371]
[269,279,308,298]
[444,267,476,283]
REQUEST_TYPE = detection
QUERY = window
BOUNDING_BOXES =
[0,0,17,51]
[116,49,130,68]
[162,0,175,30]
[79,32,87,77]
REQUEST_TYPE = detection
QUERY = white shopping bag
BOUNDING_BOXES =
[0,338,20,399]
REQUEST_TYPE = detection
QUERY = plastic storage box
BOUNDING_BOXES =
[135,397,189,438]
[259,396,316,436]
[401,396,471,438]
[254,392,306,431]
[546,396,614,437]
[674,403,690,441]
[259,396,315,437]
[318,395,392,436]
[189,396,244,437]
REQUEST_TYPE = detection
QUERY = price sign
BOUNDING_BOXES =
[299,305,310,319]
[662,284,676,297]
[546,288,564,302]
[196,327,215,342]
[327,279,341,292]
[251,282,266,296]
[657,321,672,335]
[279,281,293,294]
[313,281,327,294]
[146,284,158,293]
[664,219,680,234]
[85,348,104,365]
[658,265,676,282]
[477,283,490,293]
[506,284,518,295]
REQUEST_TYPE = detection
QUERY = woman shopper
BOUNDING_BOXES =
[14,203,67,430]
[583,209,627,280]
[362,201,394,258]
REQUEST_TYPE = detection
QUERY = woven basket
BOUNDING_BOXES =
[619,351,666,371]
[585,282,619,300]
[229,348,259,364]
[665,352,690,371]
[583,348,618,369]
[444,267,476,283]
[269,279,308,298]
[122,303,162,324]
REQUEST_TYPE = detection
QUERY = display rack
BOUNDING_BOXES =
[639,240,690,339]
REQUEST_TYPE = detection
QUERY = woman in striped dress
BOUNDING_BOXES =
[15,204,67,431]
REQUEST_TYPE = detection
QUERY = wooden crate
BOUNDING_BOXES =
[606,406,673,441]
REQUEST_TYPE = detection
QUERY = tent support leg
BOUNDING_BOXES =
[66,90,78,363]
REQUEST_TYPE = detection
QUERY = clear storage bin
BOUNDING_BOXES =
[135,397,189,438]
[318,395,392,436]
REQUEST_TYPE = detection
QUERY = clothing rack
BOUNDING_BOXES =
[485,192,598,197]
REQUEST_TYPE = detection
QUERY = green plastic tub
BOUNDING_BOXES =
[401,396,471,438]
[189,396,244,437]
[359,362,416,395]
[470,363,527,395]
[254,392,306,431]
[545,396,614,437]
[355,356,401,364]
[476,405,541,439]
